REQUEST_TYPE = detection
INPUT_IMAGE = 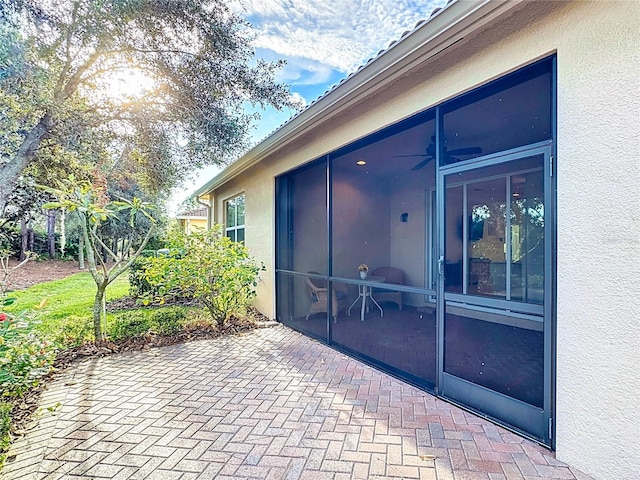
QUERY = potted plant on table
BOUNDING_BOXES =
[358,264,369,279]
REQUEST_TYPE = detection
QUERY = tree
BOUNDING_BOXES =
[1,0,296,213]
[0,179,52,260]
[43,178,156,343]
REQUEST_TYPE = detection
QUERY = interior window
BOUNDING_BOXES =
[444,156,544,304]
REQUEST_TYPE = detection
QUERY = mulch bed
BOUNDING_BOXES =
[52,314,260,369]
[5,259,82,291]
[104,295,200,312]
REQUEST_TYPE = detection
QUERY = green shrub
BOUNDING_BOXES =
[150,309,186,336]
[109,312,151,340]
[0,402,11,468]
[143,236,168,252]
[128,254,189,299]
[128,256,155,297]
[52,315,93,348]
[0,312,56,399]
[108,307,187,341]
[141,226,264,326]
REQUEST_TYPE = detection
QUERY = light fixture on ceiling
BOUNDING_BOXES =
[512,192,521,197]
[356,160,367,166]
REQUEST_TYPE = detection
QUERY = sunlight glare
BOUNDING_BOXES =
[98,67,157,102]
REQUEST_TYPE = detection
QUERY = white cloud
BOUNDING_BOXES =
[235,0,446,73]
[289,91,307,108]
[171,0,448,207]
[255,48,336,86]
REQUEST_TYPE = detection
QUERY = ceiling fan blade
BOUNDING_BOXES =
[411,157,434,171]
[448,146,482,156]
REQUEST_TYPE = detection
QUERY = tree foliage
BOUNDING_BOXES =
[1,0,296,212]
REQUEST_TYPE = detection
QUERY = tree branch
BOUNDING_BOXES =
[106,225,156,285]
[89,229,119,262]
[0,114,53,213]
[109,46,199,58]
[54,1,80,96]
[79,215,102,285]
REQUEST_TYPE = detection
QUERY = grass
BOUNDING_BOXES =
[4,271,211,347]
[6,271,129,315]
[5,272,130,347]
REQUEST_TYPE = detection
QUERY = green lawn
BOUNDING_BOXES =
[7,271,129,315]
[5,272,130,347]
[5,271,206,347]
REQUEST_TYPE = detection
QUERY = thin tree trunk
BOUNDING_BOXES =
[28,227,34,252]
[20,216,28,261]
[78,234,85,269]
[80,210,155,344]
[93,281,108,343]
[60,208,66,258]
[46,210,57,259]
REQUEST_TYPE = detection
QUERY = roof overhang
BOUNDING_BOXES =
[193,0,523,199]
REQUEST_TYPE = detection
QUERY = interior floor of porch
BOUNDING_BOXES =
[287,304,544,408]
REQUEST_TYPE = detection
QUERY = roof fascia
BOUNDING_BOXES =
[194,0,521,198]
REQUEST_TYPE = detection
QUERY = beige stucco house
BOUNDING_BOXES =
[175,207,208,234]
[194,2,639,479]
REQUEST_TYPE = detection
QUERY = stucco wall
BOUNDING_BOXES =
[553,3,640,479]
[177,218,207,234]
[210,2,640,478]
[389,166,435,305]
[332,173,391,277]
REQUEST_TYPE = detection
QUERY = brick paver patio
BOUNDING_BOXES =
[2,326,592,480]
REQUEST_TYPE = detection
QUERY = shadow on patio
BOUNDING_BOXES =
[3,326,590,480]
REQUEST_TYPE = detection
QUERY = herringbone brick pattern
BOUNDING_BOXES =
[2,326,592,480]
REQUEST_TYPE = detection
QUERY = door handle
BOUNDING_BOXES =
[438,256,444,275]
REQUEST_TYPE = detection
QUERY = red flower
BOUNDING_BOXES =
[0,313,7,322]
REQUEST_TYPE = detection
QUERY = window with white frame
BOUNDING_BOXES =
[225,194,245,242]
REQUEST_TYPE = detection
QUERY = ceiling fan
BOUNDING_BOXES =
[395,136,482,170]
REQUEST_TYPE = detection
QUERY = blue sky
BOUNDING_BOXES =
[174,0,446,209]
[238,0,446,142]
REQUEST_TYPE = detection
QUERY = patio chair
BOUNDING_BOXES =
[371,266,405,310]
[305,273,348,322]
